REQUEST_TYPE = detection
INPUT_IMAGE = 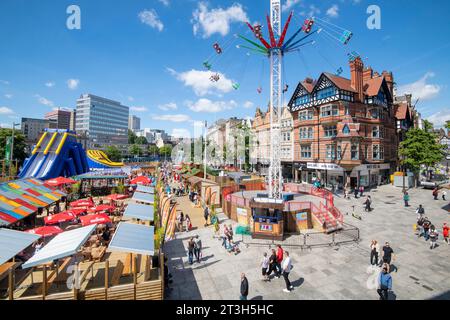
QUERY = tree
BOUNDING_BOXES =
[128,129,137,144]
[399,128,445,180]
[104,146,122,162]
[0,128,27,164]
[147,144,159,157]
[159,145,173,158]
[135,136,148,145]
[445,120,450,132]
[129,144,142,157]
[423,120,434,133]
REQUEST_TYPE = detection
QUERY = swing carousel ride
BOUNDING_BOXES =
[201,0,357,200]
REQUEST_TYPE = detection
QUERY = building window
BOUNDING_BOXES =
[326,144,336,160]
[295,95,310,106]
[320,105,339,117]
[316,87,336,100]
[324,125,337,138]
[342,125,350,135]
[372,126,380,138]
[301,145,312,158]
[351,144,359,160]
[299,110,314,121]
[372,145,384,160]
[337,145,342,160]
[299,127,313,140]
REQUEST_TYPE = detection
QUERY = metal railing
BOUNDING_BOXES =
[240,222,360,249]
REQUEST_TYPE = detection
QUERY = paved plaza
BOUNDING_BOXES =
[164,185,450,300]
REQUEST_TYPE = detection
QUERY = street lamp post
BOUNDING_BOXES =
[10,123,20,177]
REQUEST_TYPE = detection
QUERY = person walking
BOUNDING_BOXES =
[443,223,449,245]
[381,242,394,270]
[429,225,439,250]
[261,252,270,281]
[222,225,229,247]
[364,196,372,212]
[354,186,359,199]
[422,217,431,240]
[359,185,364,197]
[377,264,392,300]
[416,204,425,219]
[193,235,202,263]
[185,214,192,232]
[370,240,380,266]
[344,188,349,200]
[177,212,184,232]
[267,249,279,278]
[240,273,249,300]
[433,188,439,200]
[282,251,293,293]
[275,245,284,278]
[403,192,410,207]
[416,216,425,237]
[187,237,195,265]
[203,206,210,227]
[442,190,447,201]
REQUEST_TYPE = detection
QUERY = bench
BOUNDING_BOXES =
[111,261,124,286]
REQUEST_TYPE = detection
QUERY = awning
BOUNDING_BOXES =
[135,185,155,194]
[188,176,203,186]
[108,222,155,256]
[132,192,155,204]
[22,225,96,269]
[123,203,154,221]
[0,229,40,265]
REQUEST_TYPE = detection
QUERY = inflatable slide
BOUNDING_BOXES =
[87,150,124,170]
[19,129,89,180]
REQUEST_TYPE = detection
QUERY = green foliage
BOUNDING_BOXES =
[128,129,137,144]
[147,144,160,156]
[445,121,450,132]
[128,144,143,156]
[159,145,173,157]
[116,182,125,194]
[135,136,148,145]
[399,128,445,172]
[104,145,122,162]
[0,128,27,164]
[422,120,434,133]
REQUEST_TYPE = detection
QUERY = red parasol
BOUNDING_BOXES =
[44,212,76,225]
[106,194,128,201]
[64,208,86,216]
[26,226,64,237]
[79,214,112,227]
[89,205,115,213]
[130,176,152,185]
[70,199,95,208]
[45,177,77,187]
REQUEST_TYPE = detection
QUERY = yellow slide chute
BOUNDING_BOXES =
[87,150,124,168]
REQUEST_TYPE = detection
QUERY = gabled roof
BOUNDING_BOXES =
[322,73,358,93]
[394,102,412,120]
[364,76,384,96]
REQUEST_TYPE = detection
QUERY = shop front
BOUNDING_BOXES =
[306,163,345,189]
[250,199,284,240]
[351,163,392,187]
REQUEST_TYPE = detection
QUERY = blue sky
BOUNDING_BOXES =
[0,0,449,138]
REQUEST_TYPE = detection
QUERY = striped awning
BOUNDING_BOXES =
[108,222,154,256]
[0,179,66,227]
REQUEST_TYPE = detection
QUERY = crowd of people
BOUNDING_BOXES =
[414,204,447,250]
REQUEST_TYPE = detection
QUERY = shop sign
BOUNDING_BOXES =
[353,163,391,172]
[307,163,344,171]
[260,224,273,232]
[237,207,247,217]
[296,212,308,221]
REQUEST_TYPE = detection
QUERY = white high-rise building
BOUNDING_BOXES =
[128,115,141,132]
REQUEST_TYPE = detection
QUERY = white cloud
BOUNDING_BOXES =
[243,101,254,109]
[192,2,248,38]
[0,107,14,115]
[45,81,55,88]
[4,94,13,99]
[139,9,164,32]
[152,114,191,122]
[158,0,169,6]
[308,5,321,17]
[168,68,235,96]
[326,5,339,18]
[130,106,148,112]
[426,109,450,128]
[397,72,441,101]
[282,0,302,12]
[185,98,236,113]
[158,102,178,111]
[67,79,80,90]
[0,123,13,129]
[35,95,54,107]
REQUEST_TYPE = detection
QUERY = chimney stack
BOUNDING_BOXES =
[382,71,394,98]
[363,67,373,82]
[350,57,364,102]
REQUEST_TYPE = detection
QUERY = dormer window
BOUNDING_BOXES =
[342,125,350,135]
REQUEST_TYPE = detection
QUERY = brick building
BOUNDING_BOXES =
[287,57,398,189]
[251,107,272,176]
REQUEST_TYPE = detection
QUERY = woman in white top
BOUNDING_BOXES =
[282,251,293,292]
[261,252,270,281]
[370,240,380,266]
